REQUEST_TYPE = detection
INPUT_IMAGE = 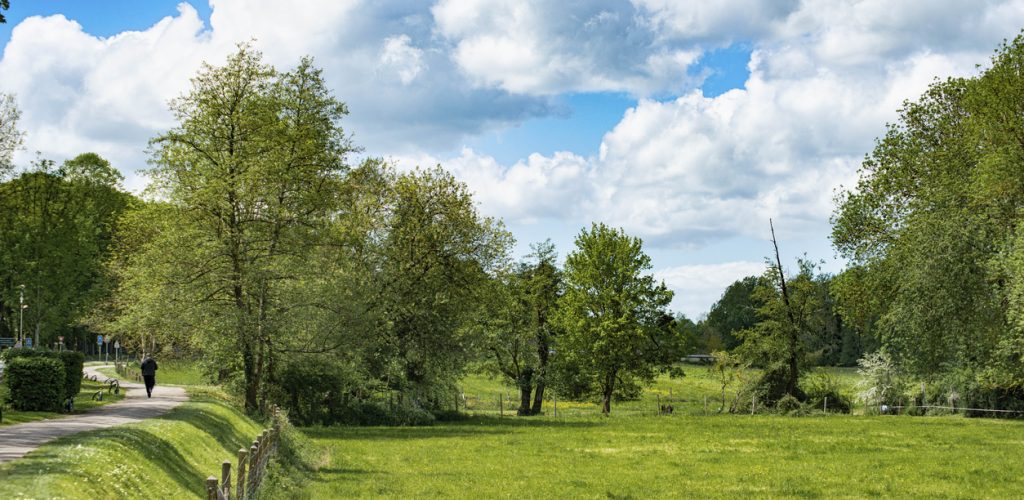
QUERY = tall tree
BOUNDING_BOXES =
[478,240,561,415]
[832,34,1024,385]
[0,1,9,24]
[109,45,353,412]
[553,223,675,414]
[0,154,131,347]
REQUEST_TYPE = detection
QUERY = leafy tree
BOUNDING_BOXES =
[369,164,512,409]
[0,155,131,348]
[553,223,676,414]
[0,1,9,24]
[832,34,1024,387]
[0,93,24,177]
[736,258,842,404]
[105,45,353,412]
[478,240,561,415]
[701,276,761,351]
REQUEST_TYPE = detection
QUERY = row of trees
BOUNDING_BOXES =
[830,34,1024,405]
[52,45,682,418]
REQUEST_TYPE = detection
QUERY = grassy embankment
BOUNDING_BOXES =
[0,378,126,426]
[0,362,310,499]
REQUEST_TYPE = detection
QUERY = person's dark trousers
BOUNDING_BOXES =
[144,375,156,397]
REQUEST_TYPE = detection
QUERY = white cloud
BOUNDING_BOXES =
[432,0,703,96]
[656,261,767,318]
[379,34,425,85]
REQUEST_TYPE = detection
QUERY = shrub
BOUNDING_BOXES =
[856,350,908,414]
[5,357,65,411]
[58,351,85,400]
[802,371,852,414]
[332,401,436,426]
[775,394,805,415]
[3,349,84,400]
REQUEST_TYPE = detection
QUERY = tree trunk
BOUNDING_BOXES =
[517,368,533,416]
[518,386,532,416]
[770,219,800,398]
[601,370,617,415]
[531,382,545,415]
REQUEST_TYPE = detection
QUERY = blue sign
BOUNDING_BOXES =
[25,338,32,348]
[97,335,103,345]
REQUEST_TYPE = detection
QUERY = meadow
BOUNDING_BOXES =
[294,414,1024,498]
[289,365,1023,498]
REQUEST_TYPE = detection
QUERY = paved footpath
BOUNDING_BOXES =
[0,365,187,464]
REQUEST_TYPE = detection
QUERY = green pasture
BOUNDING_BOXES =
[296,414,1024,498]
[0,378,125,426]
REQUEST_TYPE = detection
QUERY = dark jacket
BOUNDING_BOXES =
[141,358,158,377]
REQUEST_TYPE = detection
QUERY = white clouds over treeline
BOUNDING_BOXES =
[2,0,1024,316]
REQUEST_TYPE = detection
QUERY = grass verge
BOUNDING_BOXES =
[0,378,126,426]
[0,387,305,498]
[96,359,205,386]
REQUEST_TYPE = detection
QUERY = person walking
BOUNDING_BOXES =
[140,355,158,398]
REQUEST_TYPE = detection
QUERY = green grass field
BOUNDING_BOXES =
[0,378,126,426]
[295,414,1024,498]
[0,388,269,498]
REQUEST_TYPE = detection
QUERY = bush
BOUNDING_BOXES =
[5,357,65,411]
[802,371,852,414]
[333,401,436,426]
[775,394,806,415]
[3,349,84,400]
[58,351,85,400]
[855,350,908,413]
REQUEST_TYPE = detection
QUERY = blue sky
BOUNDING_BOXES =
[1,0,1019,317]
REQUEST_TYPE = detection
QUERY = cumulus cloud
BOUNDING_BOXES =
[432,0,704,96]
[0,1,553,189]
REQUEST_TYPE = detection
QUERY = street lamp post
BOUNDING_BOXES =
[18,285,25,345]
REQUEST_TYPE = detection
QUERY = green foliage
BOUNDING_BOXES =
[832,33,1024,391]
[802,370,852,413]
[58,350,84,399]
[0,92,23,175]
[103,45,354,412]
[701,276,761,351]
[0,154,132,346]
[4,356,65,411]
[553,223,677,414]
[475,240,562,415]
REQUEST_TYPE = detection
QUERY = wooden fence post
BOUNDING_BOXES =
[206,477,218,500]
[247,442,259,494]
[221,461,231,500]
[237,448,248,500]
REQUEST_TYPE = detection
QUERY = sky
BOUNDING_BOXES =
[1,0,1023,318]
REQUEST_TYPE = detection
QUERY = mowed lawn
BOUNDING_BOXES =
[296,414,1024,498]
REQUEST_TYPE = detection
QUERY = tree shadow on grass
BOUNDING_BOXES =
[161,403,257,454]
[301,415,601,441]
[0,427,206,497]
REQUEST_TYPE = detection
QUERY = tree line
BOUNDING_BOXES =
[5,33,1024,420]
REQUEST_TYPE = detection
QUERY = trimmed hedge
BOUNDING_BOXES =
[58,351,85,399]
[3,348,84,400]
[5,357,65,411]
